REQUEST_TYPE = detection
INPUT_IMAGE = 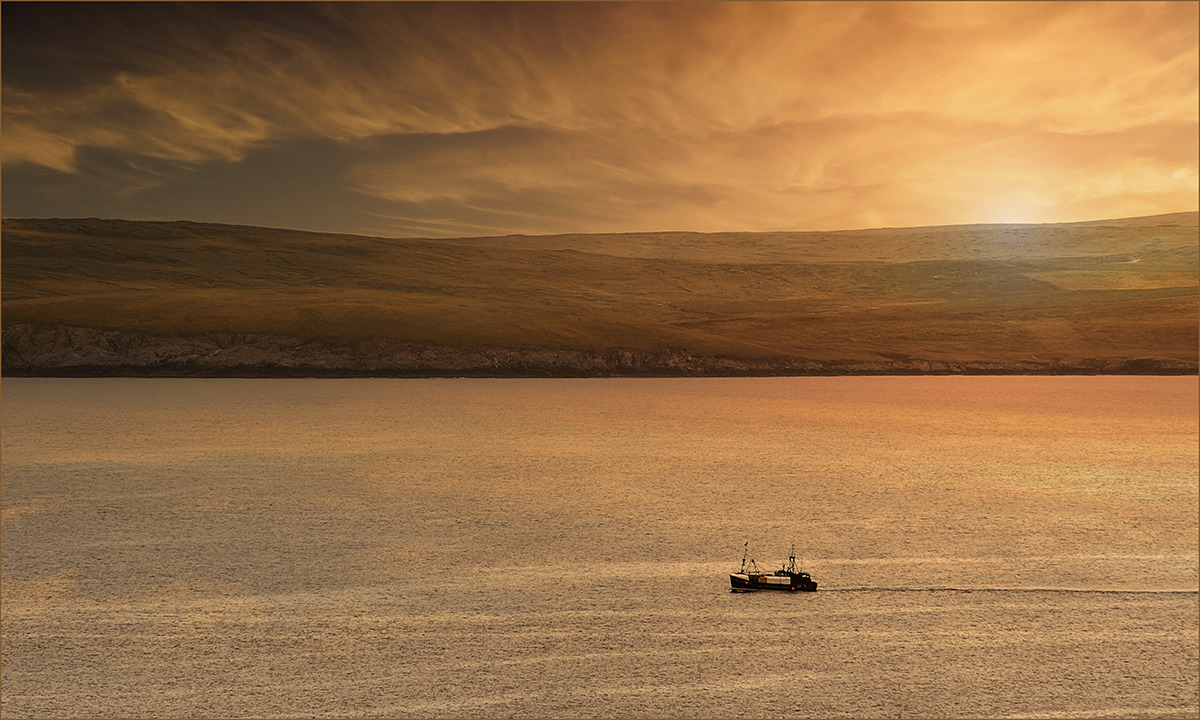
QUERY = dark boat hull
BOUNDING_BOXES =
[730,573,817,592]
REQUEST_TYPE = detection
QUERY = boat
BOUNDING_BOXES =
[730,543,817,592]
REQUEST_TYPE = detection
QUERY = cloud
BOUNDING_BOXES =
[2,1,1196,235]
[349,108,1198,234]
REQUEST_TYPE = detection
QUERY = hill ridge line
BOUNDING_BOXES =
[4,210,1196,243]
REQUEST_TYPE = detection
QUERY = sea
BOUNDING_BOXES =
[2,376,1196,719]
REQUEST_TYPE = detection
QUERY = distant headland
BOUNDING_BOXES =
[3,213,1197,377]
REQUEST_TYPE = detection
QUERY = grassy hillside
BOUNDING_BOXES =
[2,213,1196,373]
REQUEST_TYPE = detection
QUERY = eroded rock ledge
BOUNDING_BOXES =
[2,324,1196,377]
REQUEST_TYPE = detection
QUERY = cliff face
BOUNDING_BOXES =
[4,324,1194,377]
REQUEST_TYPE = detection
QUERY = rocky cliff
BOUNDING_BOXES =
[4,324,1194,377]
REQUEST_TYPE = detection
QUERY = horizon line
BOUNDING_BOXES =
[2,209,1197,242]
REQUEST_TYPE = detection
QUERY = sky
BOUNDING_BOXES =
[2,1,1197,238]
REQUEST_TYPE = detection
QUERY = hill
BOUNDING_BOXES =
[2,213,1196,376]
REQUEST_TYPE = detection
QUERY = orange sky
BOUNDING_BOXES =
[3,1,1197,237]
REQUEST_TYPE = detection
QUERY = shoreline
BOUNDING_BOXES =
[4,324,1195,378]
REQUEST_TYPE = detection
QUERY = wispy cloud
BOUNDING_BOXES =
[2,1,1196,236]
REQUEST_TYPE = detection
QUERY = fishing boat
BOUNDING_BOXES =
[730,543,817,592]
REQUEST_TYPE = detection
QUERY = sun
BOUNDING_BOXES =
[976,191,1045,225]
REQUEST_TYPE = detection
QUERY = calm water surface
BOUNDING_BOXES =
[2,377,1197,718]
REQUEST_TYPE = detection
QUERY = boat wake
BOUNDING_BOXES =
[827,586,1198,595]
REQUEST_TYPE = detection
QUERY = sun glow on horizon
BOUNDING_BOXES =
[975,192,1048,226]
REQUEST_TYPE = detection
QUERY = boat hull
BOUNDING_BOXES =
[730,573,817,592]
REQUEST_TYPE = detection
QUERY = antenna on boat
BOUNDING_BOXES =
[740,542,748,573]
